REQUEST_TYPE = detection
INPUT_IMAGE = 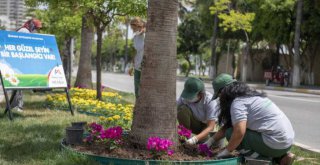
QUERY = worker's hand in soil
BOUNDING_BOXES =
[216,148,232,159]
[186,136,198,145]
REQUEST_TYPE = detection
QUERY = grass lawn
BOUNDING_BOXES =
[0,91,319,164]
[0,93,99,165]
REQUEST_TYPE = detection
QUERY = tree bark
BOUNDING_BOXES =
[185,56,191,77]
[75,16,94,89]
[241,31,250,82]
[96,28,103,100]
[130,0,179,148]
[62,37,72,86]
[209,14,218,79]
[292,0,303,87]
[124,16,129,72]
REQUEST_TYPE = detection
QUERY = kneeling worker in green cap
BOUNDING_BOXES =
[177,77,221,145]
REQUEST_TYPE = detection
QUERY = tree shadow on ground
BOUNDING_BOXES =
[0,124,63,163]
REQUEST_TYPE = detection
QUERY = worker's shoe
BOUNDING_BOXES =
[13,106,23,112]
[280,152,295,165]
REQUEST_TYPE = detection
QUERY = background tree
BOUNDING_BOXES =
[75,15,94,88]
[210,0,255,82]
[26,0,94,88]
[84,0,146,100]
[130,0,179,147]
[178,12,207,77]
[300,0,320,85]
[208,0,229,78]
[26,0,82,86]
[292,0,303,87]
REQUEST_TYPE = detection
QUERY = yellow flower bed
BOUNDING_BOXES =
[46,88,133,129]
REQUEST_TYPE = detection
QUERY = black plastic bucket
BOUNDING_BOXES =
[65,127,84,145]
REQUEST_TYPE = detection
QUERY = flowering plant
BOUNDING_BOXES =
[84,122,123,150]
[100,126,123,150]
[177,125,191,143]
[198,144,213,157]
[146,137,174,159]
[84,122,103,143]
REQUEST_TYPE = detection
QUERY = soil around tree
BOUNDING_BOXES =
[70,136,233,161]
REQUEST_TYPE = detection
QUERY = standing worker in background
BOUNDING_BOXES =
[129,17,145,98]
[11,18,42,112]
[177,77,222,146]
[205,73,295,165]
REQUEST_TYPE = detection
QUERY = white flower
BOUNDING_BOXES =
[9,76,19,86]
[0,63,15,81]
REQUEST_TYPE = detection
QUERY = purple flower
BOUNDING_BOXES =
[198,144,213,157]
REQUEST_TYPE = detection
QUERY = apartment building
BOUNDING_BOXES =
[0,0,28,30]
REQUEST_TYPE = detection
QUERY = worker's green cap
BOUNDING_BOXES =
[212,73,236,100]
[181,77,204,100]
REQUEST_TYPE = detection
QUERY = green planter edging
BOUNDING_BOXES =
[61,139,240,165]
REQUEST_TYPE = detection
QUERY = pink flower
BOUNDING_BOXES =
[100,126,123,140]
[177,125,192,140]
[89,122,103,133]
[167,149,174,156]
[147,137,174,157]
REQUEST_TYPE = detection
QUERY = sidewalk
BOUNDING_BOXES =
[177,76,320,95]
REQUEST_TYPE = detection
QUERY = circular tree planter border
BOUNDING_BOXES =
[60,139,240,165]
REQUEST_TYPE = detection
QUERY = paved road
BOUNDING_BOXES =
[75,70,320,152]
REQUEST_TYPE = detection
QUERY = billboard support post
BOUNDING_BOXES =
[0,71,13,120]
[65,88,74,116]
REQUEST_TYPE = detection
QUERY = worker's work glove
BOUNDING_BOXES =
[216,148,232,159]
[186,136,198,145]
[203,137,215,147]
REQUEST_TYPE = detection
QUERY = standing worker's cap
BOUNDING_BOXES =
[32,19,42,29]
[181,77,204,100]
[212,73,236,100]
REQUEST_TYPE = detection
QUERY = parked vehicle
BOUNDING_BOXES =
[264,66,290,87]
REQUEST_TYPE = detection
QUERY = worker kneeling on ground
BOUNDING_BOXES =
[177,77,222,146]
[205,73,295,165]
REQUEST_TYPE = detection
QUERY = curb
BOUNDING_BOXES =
[177,76,320,95]
[294,142,320,153]
[248,84,320,95]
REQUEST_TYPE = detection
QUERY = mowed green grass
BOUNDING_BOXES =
[0,92,319,164]
[3,74,48,88]
[0,94,99,165]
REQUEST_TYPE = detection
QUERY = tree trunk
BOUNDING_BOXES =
[185,57,191,77]
[75,16,94,89]
[124,17,129,72]
[62,37,72,86]
[96,28,103,100]
[199,54,203,76]
[241,31,250,82]
[292,0,303,87]
[209,14,218,79]
[130,0,178,148]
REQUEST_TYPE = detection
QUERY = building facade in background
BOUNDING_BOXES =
[0,0,28,30]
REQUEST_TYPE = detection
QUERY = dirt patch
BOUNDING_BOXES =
[71,139,224,161]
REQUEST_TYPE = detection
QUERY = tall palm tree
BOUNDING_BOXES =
[130,0,179,147]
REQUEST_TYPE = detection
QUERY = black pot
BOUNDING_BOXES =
[66,127,84,145]
[71,121,87,129]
